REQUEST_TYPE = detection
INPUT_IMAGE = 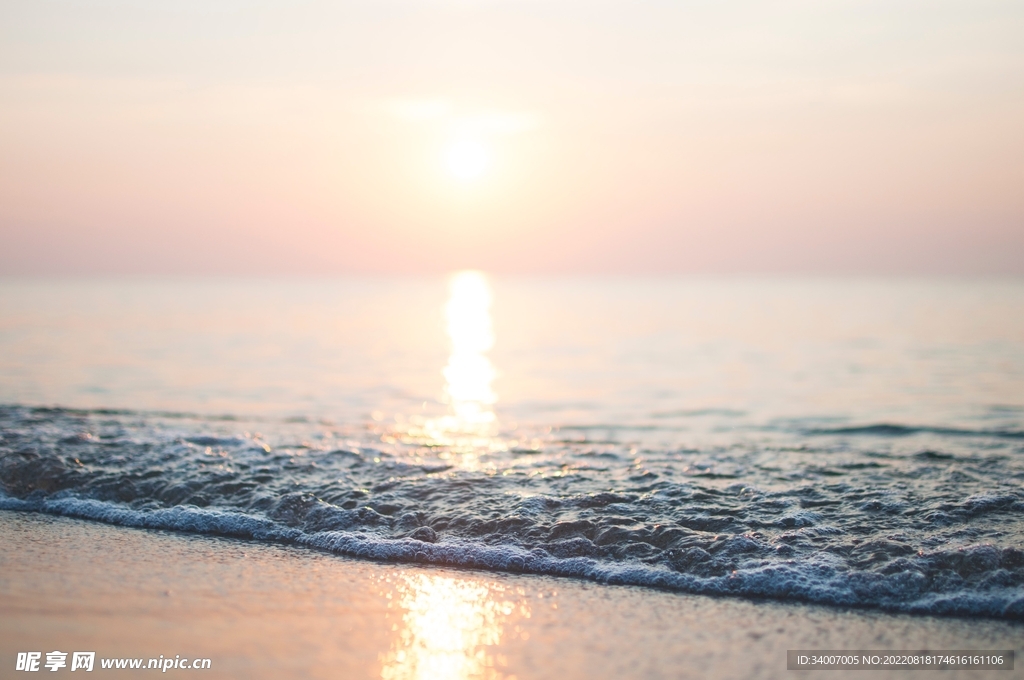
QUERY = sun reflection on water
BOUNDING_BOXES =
[379,573,529,680]
[382,270,506,467]
[442,271,496,427]
[403,271,501,460]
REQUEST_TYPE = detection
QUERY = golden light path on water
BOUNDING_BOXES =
[379,573,532,680]
[396,270,504,464]
[442,271,496,428]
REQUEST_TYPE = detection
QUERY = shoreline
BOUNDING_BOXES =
[2,510,1021,679]
[4,492,1020,621]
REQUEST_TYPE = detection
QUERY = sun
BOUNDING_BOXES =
[444,138,489,182]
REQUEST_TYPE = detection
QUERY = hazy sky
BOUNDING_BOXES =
[1,0,1022,275]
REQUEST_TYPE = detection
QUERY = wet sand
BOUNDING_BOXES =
[1,510,1020,679]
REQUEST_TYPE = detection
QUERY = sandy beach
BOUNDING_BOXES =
[2,511,1020,680]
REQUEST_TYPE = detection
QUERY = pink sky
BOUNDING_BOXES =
[1,0,1022,276]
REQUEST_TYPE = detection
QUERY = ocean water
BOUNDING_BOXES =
[2,276,1023,618]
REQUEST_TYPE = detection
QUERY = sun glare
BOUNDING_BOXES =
[445,138,489,182]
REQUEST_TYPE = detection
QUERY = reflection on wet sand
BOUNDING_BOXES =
[379,572,531,680]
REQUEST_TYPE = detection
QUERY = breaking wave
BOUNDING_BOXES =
[3,405,1024,619]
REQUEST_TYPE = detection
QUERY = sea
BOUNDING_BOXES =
[2,275,1023,618]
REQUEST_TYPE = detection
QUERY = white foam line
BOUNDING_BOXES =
[2,494,1021,619]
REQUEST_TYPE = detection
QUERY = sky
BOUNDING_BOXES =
[1,0,1022,276]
